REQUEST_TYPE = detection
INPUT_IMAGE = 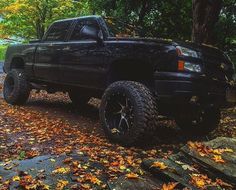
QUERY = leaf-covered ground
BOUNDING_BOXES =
[0,76,236,189]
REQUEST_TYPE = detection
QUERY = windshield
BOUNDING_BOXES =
[104,17,141,38]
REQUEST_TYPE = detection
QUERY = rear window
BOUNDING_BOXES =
[45,20,73,41]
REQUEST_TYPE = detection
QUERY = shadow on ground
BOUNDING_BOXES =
[25,95,209,150]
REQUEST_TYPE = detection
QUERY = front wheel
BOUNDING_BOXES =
[175,107,221,135]
[99,81,158,146]
[3,69,30,105]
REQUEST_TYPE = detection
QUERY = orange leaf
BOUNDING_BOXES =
[110,161,119,167]
[162,182,178,190]
[126,173,139,179]
[151,161,168,170]
[190,174,211,189]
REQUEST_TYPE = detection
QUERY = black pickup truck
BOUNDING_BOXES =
[3,16,236,145]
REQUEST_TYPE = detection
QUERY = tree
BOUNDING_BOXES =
[0,0,91,39]
[192,0,223,44]
[90,0,192,40]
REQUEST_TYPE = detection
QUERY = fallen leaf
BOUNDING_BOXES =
[120,165,126,170]
[212,155,225,163]
[182,164,196,171]
[12,176,20,181]
[126,173,139,179]
[63,157,73,164]
[162,182,178,190]
[190,174,211,189]
[52,167,70,174]
[224,148,233,153]
[56,180,68,190]
[110,161,119,166]
[151,161,168,170]
[215,178,233,188]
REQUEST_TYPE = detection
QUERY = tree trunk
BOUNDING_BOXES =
[192,0,222,44]
[138,0,150,36]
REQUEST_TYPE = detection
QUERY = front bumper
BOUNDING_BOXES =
[154,72,236,108]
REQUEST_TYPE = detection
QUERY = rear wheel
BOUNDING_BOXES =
[99,81,158,146]
[68,91,90,108]
[3,69,30,105]
[175,107,220,135]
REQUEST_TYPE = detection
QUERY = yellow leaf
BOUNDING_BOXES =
[190,174,211,188]
[12,176,20,181]
[56,180,69,190]
[212,149,222,155]
[212,155,225,163]
[224,148,233,153]
[120,165,126,170]
[151,161,168,170]
[52,167,70,174]
[195,179,205,188]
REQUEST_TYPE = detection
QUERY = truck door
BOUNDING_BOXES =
[59,18,108,90]
[34,20,74,82]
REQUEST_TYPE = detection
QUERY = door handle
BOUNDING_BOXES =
[63,46,70,51]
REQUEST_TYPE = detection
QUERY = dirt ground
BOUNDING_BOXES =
[0,74,236,189]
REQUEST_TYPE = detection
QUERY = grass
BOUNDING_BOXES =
[0,45,8,61]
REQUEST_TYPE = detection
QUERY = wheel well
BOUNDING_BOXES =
[10,57,25,70]
[108,59,155,88]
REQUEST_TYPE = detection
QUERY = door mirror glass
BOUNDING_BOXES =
[80,25,103,43]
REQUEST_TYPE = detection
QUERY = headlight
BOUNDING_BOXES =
[178,60,202,73]
[176,46,199,58]
[184,62,202,72]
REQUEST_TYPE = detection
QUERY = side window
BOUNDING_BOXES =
[70,19,99,41]
[45,21,72,41]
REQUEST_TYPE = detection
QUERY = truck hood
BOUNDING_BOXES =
[109,37,225,55]
[108,37,177,46]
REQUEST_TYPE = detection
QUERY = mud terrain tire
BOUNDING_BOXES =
[3,69,30,105]
[99,81,158,146]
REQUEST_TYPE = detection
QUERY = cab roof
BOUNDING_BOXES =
[54,15,101,23]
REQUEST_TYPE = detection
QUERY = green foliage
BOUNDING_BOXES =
[0,45,7,61]
[0,0,235,53]
[215,0,236,51]
[91,0,235,51]
[91,0,192,40]
[0,0,92,39]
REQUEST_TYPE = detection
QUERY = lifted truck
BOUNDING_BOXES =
[3,16,236,146]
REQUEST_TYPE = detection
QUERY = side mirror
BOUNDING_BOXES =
[80,25,104,45]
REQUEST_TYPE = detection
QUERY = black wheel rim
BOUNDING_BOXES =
[104,92,134,136]
[5,76,15,96]
[190,109,205,125]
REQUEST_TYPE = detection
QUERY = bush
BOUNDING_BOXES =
[0,45,8,61]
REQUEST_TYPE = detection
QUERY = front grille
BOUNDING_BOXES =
[203,53,234,81]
